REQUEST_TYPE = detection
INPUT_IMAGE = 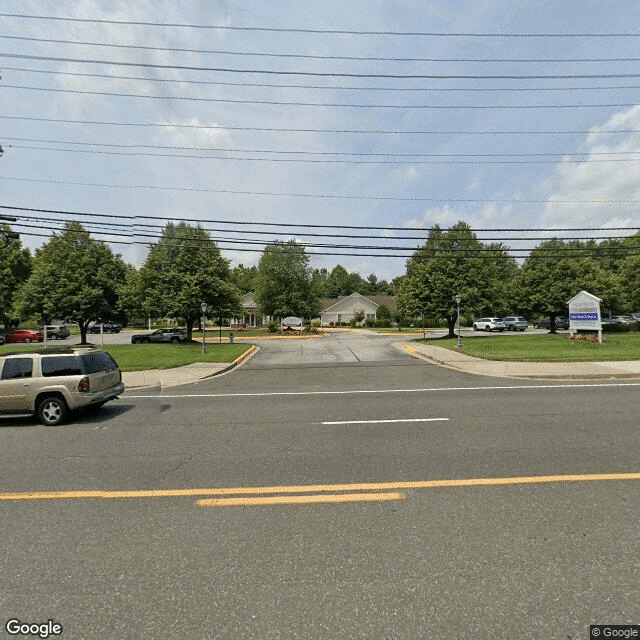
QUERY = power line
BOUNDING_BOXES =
[4,175,640,205]
[11,220,638,253]
[3,204,638,233]
[8,66,640,93]
[3,33,640,63]
[4,52,640,79]
[5,83,640,111]
[12,226,640,260]
[5,135,640,159]
[2,113,636,136]
[15,213,637,243]
[7,143,640,164]
[1,14,639,37]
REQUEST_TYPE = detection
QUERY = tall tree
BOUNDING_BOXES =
[229,264,258,294]
[136,222,242,340]
[13,222,128,343]
[310,267,330,298]
[326,265,352,298]
[254,240,319,318]
[396,221,517,336]
[0,223,32,327]
[516,238,621,331]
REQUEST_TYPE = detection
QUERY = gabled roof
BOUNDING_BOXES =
[568,290,602,304]
[242,292,256,307]
[320,292,396,313]
[367,295,397,313]
[320,292,377,313]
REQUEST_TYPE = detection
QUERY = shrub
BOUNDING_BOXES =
[365,318,376,327]
[268,320,280,333]
[602,323,639,333]
[377,304,392,321]
[349,317,357,327]
[375,319,391,328]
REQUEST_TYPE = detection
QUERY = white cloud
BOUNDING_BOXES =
[542,105,640,232]
[393,166,420,182]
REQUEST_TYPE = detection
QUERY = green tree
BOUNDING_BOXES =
[326,265,352,297]
[230,263,258,294]
[365,273,394,296]
[13,222,128,343]
[396,221,517,337]
[0,224,32,326]
[376,304,392,321]
[620,253,640,311]
[310,267,330,298]
[517,238,621,332]
[254,240,319,318]
[135,222,242,340]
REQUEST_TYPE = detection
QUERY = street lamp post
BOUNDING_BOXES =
[455,294,462,350]
[200,302,208,354]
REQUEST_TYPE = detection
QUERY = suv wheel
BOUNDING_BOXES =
[484,325,491,332]
[509,325,516,331]
[170,337,180,344]
[473,324,478,331]
[37,395,69,426]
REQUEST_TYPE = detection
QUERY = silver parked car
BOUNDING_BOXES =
[502,316,528,332]
[0,347,124,425]
[473,317,506,332]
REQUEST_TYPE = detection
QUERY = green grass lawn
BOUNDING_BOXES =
[0,342,253,371]
[417,333,640,362]
[193,328,271,338]
[364,326,429,333]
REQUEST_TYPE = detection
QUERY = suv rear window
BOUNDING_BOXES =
[41,356,82,377]
[1,357,33,379]
[79,352,118,373]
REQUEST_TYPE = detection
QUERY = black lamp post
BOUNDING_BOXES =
[455,294,462,350]
[200,302,208,354]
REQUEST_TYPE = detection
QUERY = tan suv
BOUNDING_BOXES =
[0,347,124,425]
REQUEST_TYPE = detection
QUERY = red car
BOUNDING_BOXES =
[6,329,44,343]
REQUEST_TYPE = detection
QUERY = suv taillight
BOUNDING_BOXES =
[78,377,90,392]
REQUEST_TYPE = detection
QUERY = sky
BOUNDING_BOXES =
[1,0,640,283]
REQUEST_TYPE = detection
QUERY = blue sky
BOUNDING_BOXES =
[1,1,640,282]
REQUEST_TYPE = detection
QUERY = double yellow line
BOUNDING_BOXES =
[0,472,639,507]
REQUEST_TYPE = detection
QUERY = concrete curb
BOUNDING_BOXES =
[396,342,640,381]
[201,345,260,378]
[123,345,259,390]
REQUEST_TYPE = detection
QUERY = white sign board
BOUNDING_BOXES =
[568,290,602,342]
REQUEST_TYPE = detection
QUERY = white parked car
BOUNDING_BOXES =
[473,317,506,332]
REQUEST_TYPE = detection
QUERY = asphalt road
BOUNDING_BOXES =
[1,333,638,640]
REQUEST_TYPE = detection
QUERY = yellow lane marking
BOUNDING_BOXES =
[197,492,404,507]
[0,473,639,502]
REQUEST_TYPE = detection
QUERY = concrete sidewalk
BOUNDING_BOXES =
[121,346,258,389]
[397,341,640,380]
